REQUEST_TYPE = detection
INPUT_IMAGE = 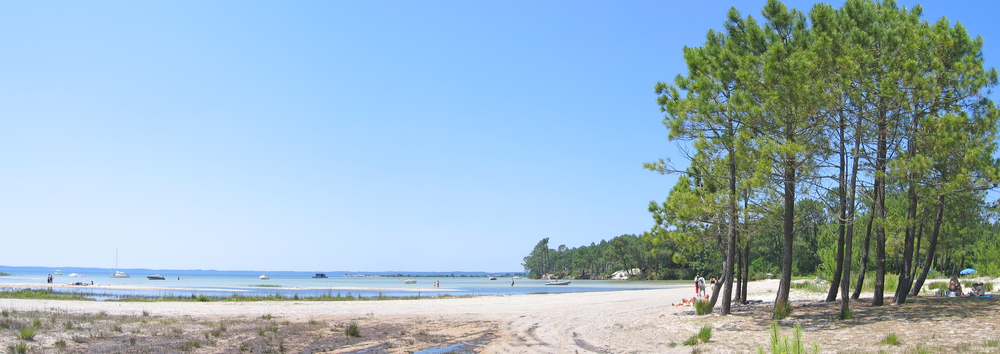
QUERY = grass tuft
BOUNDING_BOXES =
[882,333,900,346]
[16,327,36,341]
[180,340,201,352]
[693,299,712,315]
[345,322,360,337]
[55,339,67,350]
[6,342,29,354]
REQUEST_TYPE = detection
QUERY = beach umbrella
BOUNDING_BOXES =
[960,268,977,275]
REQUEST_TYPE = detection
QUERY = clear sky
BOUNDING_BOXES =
[2,1,997,272]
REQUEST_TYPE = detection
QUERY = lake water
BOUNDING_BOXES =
[0,266,687,300]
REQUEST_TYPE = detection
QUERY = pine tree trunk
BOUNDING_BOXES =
[742,243,750,304]
[895,134,919,305]
[776,148,796,313]
[873,118,888,307]
[852,212,874,300]
[840,119,862,317]
[911,198,944,297]
[827,119,848,302]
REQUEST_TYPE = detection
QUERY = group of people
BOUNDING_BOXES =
[945,277,988,297]
[677,273,719,307]
[693,273,717,297]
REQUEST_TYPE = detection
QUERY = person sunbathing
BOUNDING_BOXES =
[673,295,711,307]
[673,297,696,307]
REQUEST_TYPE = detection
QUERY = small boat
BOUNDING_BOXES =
[260,275,270,280]
[68,273,84,277]
[312,273,328,278]
[489,276,497,280]
[54,270,63,275]
[109,248,130,278]
[403,279,416,284]
[512,275,521,279]
[146,275,165,280]
[545,276,570,285]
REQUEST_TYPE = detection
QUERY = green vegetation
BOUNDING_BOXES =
[6,342,29,354]
[882,333,900,346]
[0,272,11,276]
[773,302,791,320]
[16,327,36,341]
[345,322,360,337]
[693,299,712,315]
[0,289,90,301]
[758,323,818,354]
[180,340,201,352]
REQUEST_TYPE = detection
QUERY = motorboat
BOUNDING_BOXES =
[544,276,570,285]
[54,270,63,275]
[312,273,328,278]
[68,273,84,277]
[260,275,270,280]
[489,276,497,280]
[512,275,521,279]
[403,279,416,284]
[146,275,165,280]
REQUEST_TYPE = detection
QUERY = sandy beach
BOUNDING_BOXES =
[1,279,998,353]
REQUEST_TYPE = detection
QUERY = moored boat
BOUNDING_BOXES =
[312,273,328,278]
[403,278,416,284]
[54,270,63,275]
[545,280,571,285]
[110,271,130,278]
[260,275,270,280]
[146,274,165,280]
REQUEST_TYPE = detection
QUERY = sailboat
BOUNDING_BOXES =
[109,248,130,278]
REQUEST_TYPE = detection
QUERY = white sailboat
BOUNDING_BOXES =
[109,248,130,278]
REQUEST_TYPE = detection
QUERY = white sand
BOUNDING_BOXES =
[0,280,784,353]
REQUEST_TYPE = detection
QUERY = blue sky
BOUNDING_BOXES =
[1,1,997,272]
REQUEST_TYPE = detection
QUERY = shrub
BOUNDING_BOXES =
[196,294,210,302]
[882,333,900,346]
[694,299,712,315]
[17,327,36,341]
[774,301,791,320]
[345,322,360,337]
[985,283,994,292]
[261,314,272,320]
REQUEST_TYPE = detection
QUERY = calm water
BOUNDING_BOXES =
[0,266,687,300]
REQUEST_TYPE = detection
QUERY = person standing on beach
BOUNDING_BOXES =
[694,273,701,295]
[697,275,706,297]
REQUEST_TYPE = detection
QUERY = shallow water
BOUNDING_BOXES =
[0,266,687,300]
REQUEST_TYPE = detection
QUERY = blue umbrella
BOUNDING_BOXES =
[960,268,977,275]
